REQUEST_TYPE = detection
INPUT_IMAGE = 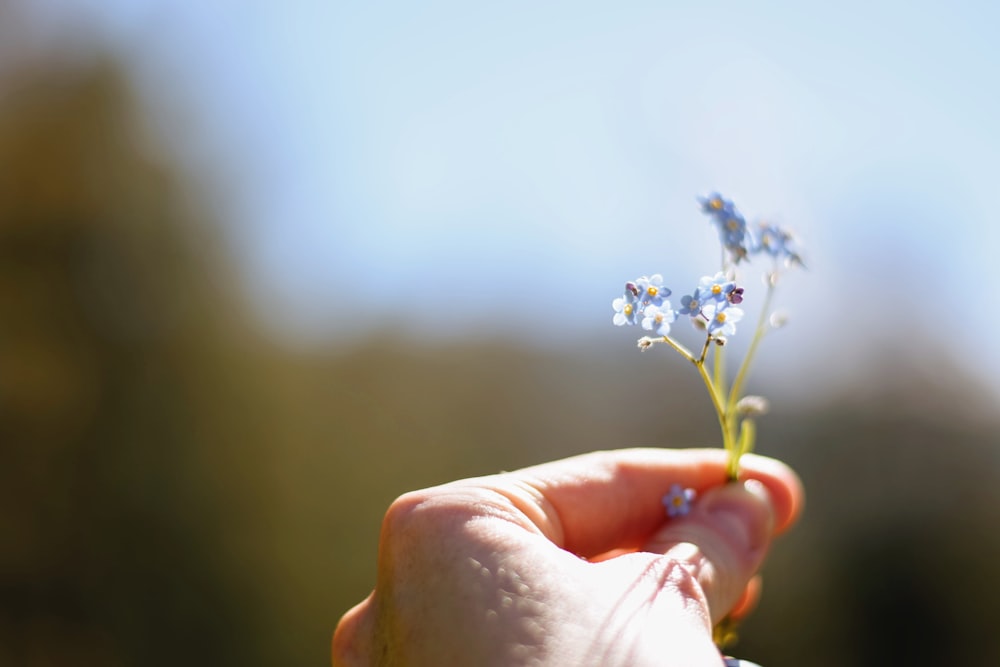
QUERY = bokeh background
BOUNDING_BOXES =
[2,1,999,665]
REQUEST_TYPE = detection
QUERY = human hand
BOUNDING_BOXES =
[333,448,803,667]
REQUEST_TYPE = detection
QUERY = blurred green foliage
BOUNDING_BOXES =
[1,46,999,667]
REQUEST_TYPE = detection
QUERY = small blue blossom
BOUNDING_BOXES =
[641,302,676,336]
[612,288,640,326]
[718,213,751,262]
[635,274,671,311]
[705,304,745,337]
[698,272,738,305]
[699,192,735,216]
[753,222,804,267]
[699,194,753,263]
[678,287,709,318]
[662,483,696,517]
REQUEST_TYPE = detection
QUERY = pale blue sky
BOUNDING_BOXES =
[16,1,1000,392]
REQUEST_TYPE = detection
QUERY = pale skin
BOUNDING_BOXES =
[333,448,804,667]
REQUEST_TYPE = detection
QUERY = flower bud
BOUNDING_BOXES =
[736,395,770,416]
[769,310,789,329]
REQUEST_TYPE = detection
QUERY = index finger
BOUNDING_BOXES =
[475,448,803,558]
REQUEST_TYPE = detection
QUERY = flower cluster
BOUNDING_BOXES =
[615,271,746,340]
[611,193,802,481]
[699,192,803,267]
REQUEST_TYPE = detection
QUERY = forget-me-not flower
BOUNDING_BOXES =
[698,272,739,305]
[635,274,671,311]
[718,213,750,262]
[612,288,640,326]
[662,483,696,517]
[700,196,752,263]
[705,304,745,337]
[754,222,804,267]
[699,192,735,216]
[641,303,677,337]
[678,287,709,318]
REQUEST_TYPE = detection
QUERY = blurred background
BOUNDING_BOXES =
[2,1,999,665]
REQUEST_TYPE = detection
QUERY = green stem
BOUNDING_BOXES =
[693,352,736,478]
[659,335,696,364]
[697,334,712,364]
[713,339,726,399]
[726,279,776,417]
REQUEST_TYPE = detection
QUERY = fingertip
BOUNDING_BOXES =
[702,480,775,558]
[332,595,373,667]
[738,453,804,535]
[727,575,762,620]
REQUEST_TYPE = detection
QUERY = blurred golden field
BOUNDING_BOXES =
[2,24,1000,667]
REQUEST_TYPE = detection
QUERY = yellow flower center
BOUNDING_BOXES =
[715,312,727,323]
[690,299,699,309]
[726,218,740,231]
[711,284,722,295]
[647,286,658,297]
[672,495,684,507]
[709,198,723,210]
[624,304,633,316]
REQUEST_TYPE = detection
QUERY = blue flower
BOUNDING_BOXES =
[698,272,738,305]
[718,213,751,262]
[635,274,671,311]
[705,304,745,337]
[699,192,735,216]
[612,288,640,326]
[678,287,709,318]
[662,483,696,517]
[641,302,676,336]
[699,193,752,263]
[753,222,804,267]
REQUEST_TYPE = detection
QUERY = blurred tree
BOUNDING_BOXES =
[0,51,273,666]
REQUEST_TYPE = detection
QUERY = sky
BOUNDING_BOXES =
[12,0,1000,394]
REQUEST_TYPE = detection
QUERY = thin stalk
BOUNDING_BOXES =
[694,357,735,473]
[657,334,736,477]
[726,279,776,415]
[697,334,712,364]
[659,335,696,364]
[713,340,726,399]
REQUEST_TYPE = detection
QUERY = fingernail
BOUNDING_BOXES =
[702,480,774,554]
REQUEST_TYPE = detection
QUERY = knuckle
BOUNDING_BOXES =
[381,489,436,539]
[331,599,371,666]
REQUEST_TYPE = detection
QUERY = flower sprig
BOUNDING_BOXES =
[612,193,802,480]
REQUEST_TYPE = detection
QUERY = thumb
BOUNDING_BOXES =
[643,479,775,624]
